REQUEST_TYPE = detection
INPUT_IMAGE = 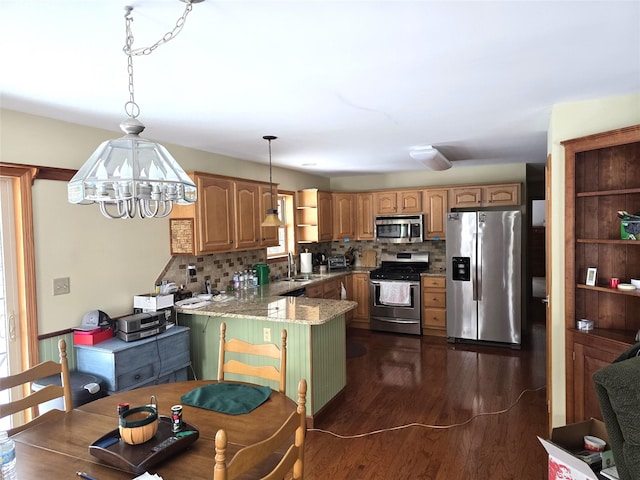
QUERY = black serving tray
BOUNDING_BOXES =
[89,416,199,474]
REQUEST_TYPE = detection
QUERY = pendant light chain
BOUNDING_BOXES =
[122,1,195,119]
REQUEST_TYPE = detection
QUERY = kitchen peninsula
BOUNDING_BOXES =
[175,276,357,425]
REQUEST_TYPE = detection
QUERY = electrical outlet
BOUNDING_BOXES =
[263,327,271,343]
[53,277,70,295]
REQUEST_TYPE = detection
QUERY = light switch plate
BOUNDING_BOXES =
[53,277,70,295]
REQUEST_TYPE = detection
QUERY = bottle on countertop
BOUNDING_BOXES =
[233,271,240,290]
[0,430,17,480]
[243,270,250,290]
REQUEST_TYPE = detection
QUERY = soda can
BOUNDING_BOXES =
[117,403,130,416]
[171,404,183,432]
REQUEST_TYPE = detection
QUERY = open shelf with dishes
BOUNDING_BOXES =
[563,124,640,423]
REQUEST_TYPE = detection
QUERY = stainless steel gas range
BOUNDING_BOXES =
[369,252,429,335]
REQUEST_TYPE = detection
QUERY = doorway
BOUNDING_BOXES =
[0,177,24,431]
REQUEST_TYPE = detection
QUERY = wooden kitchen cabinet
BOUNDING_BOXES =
[356,192,375,240]
[332,192,356,241]
[318,191,333,241]
[563,124,640,423]
[374,190,422,215]
[305,283,324,299]
[423,189,448,239]
[350,272,370,329]
[568,330,631,423]
[422,276,446,336]
[297,189,333,243]
[343,274,353,323]
[170,172,277,255]
[171,173,235,254]
[323,276,343,300]
[449,183,521,209]
[304,276,344,300]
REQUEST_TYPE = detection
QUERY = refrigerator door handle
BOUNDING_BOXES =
[476,230,482,301]
[472,233,478,301]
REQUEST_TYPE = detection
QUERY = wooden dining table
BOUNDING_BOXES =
[11,380,296,479]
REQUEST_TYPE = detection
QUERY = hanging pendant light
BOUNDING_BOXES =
[261,135,284,227]
[67,1,202,219]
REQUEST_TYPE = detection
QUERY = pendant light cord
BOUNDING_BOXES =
[263,136,277,212]
[122,1,196,119]
[268,139,274,210]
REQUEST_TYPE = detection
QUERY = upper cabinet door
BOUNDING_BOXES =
[234,181,260,250]
[356,193,374,240]
[484,184,520,206]
[332,192,356,240]
[199,176,235,252]
[399,190,422,213]
[449,186,483,209]
[423,189,448,239]
[318,191,333,241]
[373,192,398,214]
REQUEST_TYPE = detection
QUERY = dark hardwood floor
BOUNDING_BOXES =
[304,312,548,479]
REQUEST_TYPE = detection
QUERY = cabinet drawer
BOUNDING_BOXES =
[422,276,445,288]
[306,284,324,298]
[158,367,189,385]
[117,363,155,391]
[423,308,446,328]
[424,292,445,308]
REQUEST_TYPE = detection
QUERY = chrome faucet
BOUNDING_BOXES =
[287,251,297,278]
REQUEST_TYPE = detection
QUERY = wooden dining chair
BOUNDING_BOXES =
[213,378,307,480]
[0,338,72,436]
[218,322,287,394]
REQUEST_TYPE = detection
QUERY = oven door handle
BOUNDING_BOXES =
[370,280,420,287]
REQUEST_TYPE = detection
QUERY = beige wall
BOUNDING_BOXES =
[547,92,640,428]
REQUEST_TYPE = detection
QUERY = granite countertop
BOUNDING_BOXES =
[421,268,446,277]
[176,271,358,325]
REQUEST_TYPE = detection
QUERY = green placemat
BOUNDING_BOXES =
[180,382,272,415]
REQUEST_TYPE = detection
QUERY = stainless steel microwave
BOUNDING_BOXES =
[374,214,424,243]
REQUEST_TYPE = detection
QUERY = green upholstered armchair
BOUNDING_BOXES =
[592,344,640,480]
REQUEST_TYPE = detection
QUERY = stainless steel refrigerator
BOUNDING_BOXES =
[446,210,522,346]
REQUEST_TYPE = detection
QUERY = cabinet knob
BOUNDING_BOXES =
[134,374,141,380]
[229,240,233,244]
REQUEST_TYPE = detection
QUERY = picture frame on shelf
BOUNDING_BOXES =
[586,267,597,286]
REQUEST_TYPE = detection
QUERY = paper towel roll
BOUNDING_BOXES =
[300,252,313,273]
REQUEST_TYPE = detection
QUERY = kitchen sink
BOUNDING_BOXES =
[283,275,318,282]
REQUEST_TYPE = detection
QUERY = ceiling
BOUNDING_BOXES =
[1,1,639,177]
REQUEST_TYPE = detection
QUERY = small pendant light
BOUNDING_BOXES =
[261,135,284,227]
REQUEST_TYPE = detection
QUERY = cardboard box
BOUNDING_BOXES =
[73,328,114,346]
[133,293,174,311]
[538,419,613,480]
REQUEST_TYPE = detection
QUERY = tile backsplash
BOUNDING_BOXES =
[158,240,446,295]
